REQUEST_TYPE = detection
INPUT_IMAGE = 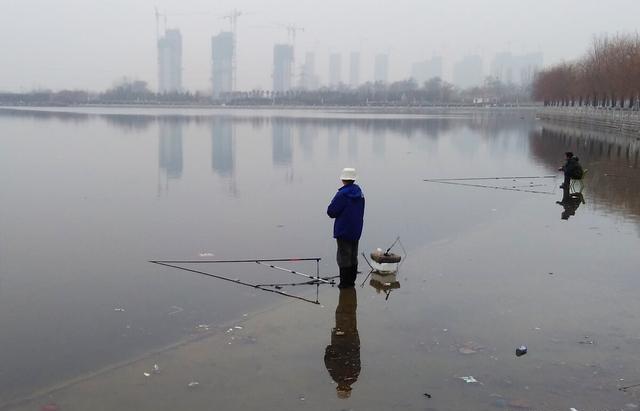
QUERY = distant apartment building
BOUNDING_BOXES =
[452,55,484,89]
[273,44,294,92]
[299,52,319,90]
[157,29,183,93]
[491,52,543,85]
[349,52,361,87]
[411,56,443,85]
[211,32,234,97]
[329,53,342,88]
[374,54,389,83]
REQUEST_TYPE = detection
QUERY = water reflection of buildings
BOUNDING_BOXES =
[372,128,386,158]
[272,120,293,166]
[211,118,237,195]
[348,126,358,160]
[324,288,360,399]
[530,124,640,223]
[158,121,183,194]
[328,125,340,158]
[297,123,317,160]
[211,118,235,177]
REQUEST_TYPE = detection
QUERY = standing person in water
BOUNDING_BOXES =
[559,151,583,189]
[327,168,365,289]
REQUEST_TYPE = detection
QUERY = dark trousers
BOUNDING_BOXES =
[563,174,571,187]
[336,239,358,288]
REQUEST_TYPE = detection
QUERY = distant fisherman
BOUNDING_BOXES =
[327,168,365,289]
[559,151,583,189]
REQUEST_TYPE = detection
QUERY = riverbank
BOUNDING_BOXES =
[1,104,538,118]
[538,107,640,137]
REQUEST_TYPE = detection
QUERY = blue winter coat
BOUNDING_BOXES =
[327,183,365,241]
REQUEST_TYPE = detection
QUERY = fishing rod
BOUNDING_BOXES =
[255,261,331,284]
[425,175,557,182]
[150,260,323,305]
[385,236,400,255]
[153,257,321,264]
[423,179,557,195]
[256,275,339,289]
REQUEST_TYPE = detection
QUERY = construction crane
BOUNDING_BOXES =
[154,7,167,42]
[221,9,244,91]
[285,24,305,46]
[278,24,305,78]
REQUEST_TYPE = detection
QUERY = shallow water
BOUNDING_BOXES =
[1,107,639,410]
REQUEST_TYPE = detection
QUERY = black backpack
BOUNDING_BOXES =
[571,162,584,179]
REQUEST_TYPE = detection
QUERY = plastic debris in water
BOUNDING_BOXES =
[460,376,478,383]
[113,308,125,312]
[187,381,200,388]
[516,345,528,357]
[143,372,151,377]
[234,326,243,330]
[168,306,184,315]
[423,392,432,398]
[153,364,160,374]
[41,404,60,411]
[199,252,214,257]
[570,408,579,411]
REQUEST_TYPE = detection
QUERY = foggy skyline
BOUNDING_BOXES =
[1,0,639,92]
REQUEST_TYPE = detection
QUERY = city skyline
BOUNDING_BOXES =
[1,0,639,92]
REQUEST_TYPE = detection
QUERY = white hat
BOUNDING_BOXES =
[340,167,357,181]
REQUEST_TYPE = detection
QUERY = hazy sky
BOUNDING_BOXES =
[1,0,639,92]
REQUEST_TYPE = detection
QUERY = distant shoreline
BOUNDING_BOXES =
[0,104,539,117]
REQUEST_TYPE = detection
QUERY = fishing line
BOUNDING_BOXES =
[150,259,326,305]
[423,179,557,195]
[425,175,556,181]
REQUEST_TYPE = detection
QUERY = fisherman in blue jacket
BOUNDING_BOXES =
[327,168,365,288]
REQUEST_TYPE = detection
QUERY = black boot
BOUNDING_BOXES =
[348,266,358,287]
[338,267,352,289]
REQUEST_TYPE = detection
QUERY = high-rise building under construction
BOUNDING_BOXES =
[211,32,234,97]
[329,53,342,88]
[157,29,182,93]
[374,53,389,83]
[349,52,360,87]
[273,44,294,92]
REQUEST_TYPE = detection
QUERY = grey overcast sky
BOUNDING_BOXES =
[1,0,638,92]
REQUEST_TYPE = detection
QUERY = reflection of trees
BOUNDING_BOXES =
[102,115,155,133]
[0,108,92,127]
[2,108,535,140]
[530,124,640,221]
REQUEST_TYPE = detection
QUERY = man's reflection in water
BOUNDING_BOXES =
[324,288,360,399]
[556,186,585,220]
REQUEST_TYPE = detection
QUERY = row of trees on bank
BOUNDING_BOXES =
[1,76,534,107]
[533,34,640,108]
[223,76,532,106]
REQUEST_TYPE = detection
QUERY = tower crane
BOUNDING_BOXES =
[221,9,244,91]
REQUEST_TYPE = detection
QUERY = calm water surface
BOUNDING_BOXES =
[1,107,639,409]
